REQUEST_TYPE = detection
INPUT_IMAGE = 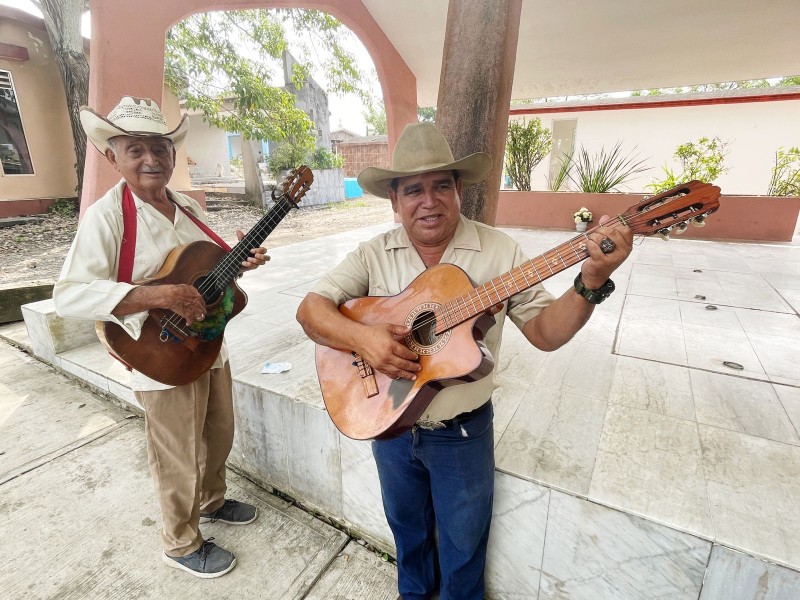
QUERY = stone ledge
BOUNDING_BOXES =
[0,282,53,324]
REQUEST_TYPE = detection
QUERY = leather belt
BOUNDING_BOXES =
[415,400,491,431]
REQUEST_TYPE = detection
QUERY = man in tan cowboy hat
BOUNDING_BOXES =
[296,122,632,599]
[54,96,268,578]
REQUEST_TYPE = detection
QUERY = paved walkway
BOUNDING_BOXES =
[3,221,800,599]
[0,340,399,599]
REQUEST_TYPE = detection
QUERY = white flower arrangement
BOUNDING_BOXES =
[573,207,593,223]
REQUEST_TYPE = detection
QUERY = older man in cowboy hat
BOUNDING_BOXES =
[296,122,632,599]
[54,96,268,578]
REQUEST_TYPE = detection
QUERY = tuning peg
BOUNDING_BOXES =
[675,222,688,234]
[690,216,706,228]
[657,228,671,241]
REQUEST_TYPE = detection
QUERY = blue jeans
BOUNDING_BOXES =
[372,401,495,600]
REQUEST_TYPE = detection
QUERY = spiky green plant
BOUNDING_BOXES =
[548,149,574,191]
[570,142,649,192]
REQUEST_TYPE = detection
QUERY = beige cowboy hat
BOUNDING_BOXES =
[80,95,189,153]
[358,122,492,198]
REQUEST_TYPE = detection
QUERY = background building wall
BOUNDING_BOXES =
[337,136,389,177]
[0,11,78,202]
[517,97,800,195]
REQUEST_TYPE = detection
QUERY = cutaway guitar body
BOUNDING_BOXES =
[96,166,314,386]
[315,180,722,440]
[316,263,496,440]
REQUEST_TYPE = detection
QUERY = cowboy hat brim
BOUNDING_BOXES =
[357,152,492,198]
[79,107,189,153]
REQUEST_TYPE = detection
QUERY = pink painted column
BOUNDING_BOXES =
[436,0,522,225]
[82,0,417,215]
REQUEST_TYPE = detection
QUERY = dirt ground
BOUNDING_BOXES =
[0,194,394,286]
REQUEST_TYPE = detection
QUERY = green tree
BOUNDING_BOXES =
[363,98,387,135]
[767,147,800,196]
[31,0,89,196]
[418,107,437,122]
[504,118,552,191]
[647,136,729,193]
[165,9,369,204]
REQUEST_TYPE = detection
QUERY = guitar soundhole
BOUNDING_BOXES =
[195,275,225,304]
[405,304,451,355]
[411,311,439,347]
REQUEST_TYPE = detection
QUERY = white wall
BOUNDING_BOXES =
[519,98,800,195]
[184,115,232,178]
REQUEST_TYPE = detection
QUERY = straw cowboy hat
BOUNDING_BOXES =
[357,122,492,198]
[80,95,189,153]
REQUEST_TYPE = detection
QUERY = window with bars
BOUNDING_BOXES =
[0,69,34,175]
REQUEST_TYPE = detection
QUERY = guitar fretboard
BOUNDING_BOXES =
[433,234,591,335]
[207,197,296,290]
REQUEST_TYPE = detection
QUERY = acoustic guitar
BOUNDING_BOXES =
[315,180,721,440]
[97,165,313,386]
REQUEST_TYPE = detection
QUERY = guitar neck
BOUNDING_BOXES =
[433,233,591,335]
[210,196,296,287]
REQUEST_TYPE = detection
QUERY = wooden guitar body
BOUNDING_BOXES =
[97,240,248,386]
[315,180,722,440]
[315,263,496,440]
[96,165,314,386]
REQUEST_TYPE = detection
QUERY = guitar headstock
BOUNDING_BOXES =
[274,165,314,206]
[622,180,721,239]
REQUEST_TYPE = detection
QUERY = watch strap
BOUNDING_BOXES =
[574,273,615,304]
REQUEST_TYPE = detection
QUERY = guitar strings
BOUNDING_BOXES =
[407,214,634,336]
[408,200,703,336]
[160,195,295,336]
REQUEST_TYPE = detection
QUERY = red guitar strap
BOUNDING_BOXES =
[118,185,137,284]
[173,203,232,252]
[118,186,231,284]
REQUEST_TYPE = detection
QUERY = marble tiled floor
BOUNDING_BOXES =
[492,228,800,570]
[6,222,800,577]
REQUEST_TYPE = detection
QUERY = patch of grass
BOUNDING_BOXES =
[333,199,368,210]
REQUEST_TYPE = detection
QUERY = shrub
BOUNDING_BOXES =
[570,142,649,192]
[647,136,729,193]
[267,136,316,176]
[308,147,344,170]
[505,118,552,191]
[47,197,78,217]
[767,147,800,196]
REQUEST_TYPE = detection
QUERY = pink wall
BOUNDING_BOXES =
[496,191,800,242]
[83,0,417,216]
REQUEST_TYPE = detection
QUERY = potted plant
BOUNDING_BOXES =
[573,206,592,232]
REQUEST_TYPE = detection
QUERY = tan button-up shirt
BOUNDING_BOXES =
[53,179,228,391]
[312,215,555,421]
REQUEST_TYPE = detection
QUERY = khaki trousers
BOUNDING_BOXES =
[135,363,234,557]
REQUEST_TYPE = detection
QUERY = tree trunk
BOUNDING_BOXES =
[435,0,522,225]
[242,139,265,206]
[37,0,89,197]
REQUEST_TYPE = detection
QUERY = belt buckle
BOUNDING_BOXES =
[416,419,446,430]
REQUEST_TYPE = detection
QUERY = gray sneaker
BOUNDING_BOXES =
[200,499,257,525]
[163,538,236,578]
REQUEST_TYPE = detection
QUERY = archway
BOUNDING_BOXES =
[83,0,417,212]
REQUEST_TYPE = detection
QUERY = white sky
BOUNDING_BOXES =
[1,0,375,134]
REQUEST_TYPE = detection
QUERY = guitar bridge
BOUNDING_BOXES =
[351,352,378,398]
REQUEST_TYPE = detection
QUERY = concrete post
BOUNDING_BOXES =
[436,0,522,225]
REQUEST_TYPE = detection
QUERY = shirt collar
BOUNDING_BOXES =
[384,215,483,253]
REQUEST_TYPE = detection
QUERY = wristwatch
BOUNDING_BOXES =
[574,272,615,304]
